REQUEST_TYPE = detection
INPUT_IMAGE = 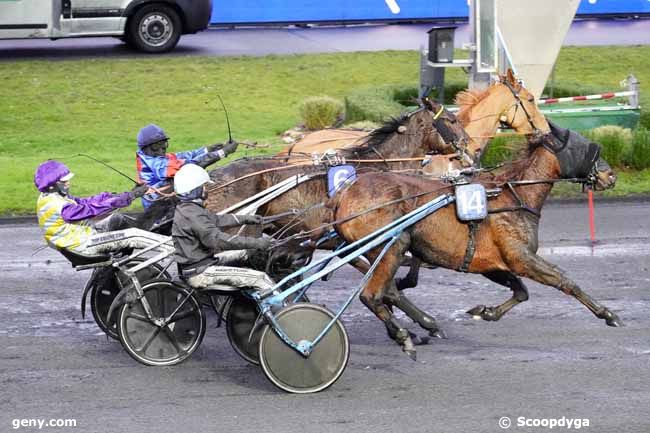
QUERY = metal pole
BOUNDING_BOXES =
[626,74,640,109]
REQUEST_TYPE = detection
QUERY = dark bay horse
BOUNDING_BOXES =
[327,127,619,359]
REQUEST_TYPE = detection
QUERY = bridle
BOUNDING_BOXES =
[420,99,470,159]
[500,80,545,138]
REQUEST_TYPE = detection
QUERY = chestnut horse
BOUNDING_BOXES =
[422,70,550,175]
[327,126,619,359]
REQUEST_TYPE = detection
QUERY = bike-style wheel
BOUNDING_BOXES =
[117,280,205,366]
[258,303,349,394]
[90,258,169,340]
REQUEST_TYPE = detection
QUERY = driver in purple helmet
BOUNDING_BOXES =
[34,160,157,256]
[135,124,238,209]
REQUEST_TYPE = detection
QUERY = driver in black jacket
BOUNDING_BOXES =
[171,164,275,291]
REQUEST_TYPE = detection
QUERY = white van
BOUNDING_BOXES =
[0,0,212,53]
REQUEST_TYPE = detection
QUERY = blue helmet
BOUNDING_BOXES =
[137,124,168,149]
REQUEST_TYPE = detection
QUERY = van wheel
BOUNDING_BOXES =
[128,4,181,53]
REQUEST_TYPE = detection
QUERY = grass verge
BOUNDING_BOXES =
[1,45,650,215]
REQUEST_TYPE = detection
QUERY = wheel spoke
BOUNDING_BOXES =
[126,311,152,323]
[165,291,194,323]
[167,308,196,325]
[162,326,185,356]
[139,327,162,353]
[157,286,165,316]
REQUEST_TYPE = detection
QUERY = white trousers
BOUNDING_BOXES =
[81,228,173,257]
[187,265,275,292]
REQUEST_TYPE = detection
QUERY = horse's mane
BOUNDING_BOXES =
[455,87,493,125]
[351,111,414,155]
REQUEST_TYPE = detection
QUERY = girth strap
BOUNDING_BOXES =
[459,221,479,273]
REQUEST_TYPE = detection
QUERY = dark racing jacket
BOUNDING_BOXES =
[172,201,267,272]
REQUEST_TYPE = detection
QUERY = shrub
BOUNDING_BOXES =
[344,85,408,124]
[627,128,650,170]
[590,125,633,143]
[584,126,632,168]
[480,134,525,167]
[299,96,344,130]
[344,121,381,131]
[344,81,468,124]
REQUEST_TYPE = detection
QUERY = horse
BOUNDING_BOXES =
[421,70,550,175]
[326,123,619,359]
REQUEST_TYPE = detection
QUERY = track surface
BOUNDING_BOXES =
[1,19,649,60]
[1,199,649,432]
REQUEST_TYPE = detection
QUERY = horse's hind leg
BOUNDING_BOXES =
[466,271,529,322]
[383,284,446,341]
[360,235,418,360]
[513,251,623,327]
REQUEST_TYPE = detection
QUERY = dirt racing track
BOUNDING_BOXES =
[1,199,649,432]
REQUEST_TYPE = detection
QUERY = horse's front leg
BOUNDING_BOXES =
[346,253,421,296]
[383,282,446,341]
[396,256,421,291]
[466,271,529,322]
[359,234,419,360]
[511,251,623,327]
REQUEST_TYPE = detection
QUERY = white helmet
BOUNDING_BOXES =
[174,164,213,195]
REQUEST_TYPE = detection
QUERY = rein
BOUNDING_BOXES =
[205,156,429,193]
[271,184,455,247]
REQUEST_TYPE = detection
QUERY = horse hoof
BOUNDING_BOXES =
[606,315,624,327]
[402,337,417,361]
[404,348,417,361]
[429,329,447,339]
[466,305,486,319]
[600,310,624,327]
[467,305,499,321]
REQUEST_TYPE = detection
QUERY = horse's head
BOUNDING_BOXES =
[420,97,472,157]
[363,101,469,160]
[495,70,550,136]
[544,120,616,191]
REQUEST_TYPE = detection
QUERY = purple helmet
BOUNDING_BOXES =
[137,124,169,149]
[34,160,74,192]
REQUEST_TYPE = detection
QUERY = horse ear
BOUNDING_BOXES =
[506,69,517,85]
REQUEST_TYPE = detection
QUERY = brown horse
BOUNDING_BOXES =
[327,125,619,359]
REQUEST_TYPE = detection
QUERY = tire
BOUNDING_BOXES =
[226,290,312,366]
[225,296,262,365]
[90,258,170,340]
[259,303,349,394]
[117,280,205,366]
[127,4,182,53]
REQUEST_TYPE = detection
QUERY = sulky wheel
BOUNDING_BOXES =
[258,303,349,394]
[226,291,312,365]
[117,280,205,366]
[90,258,170,340]
[225,295,263,365]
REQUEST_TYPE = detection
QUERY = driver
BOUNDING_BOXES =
[34,160,171,257]
[135,124,238,209]
[171,164,275,292]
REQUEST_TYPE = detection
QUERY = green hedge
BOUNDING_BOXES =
[344,83,650,170]
[344,82,467,124]
[480,126,650,170]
